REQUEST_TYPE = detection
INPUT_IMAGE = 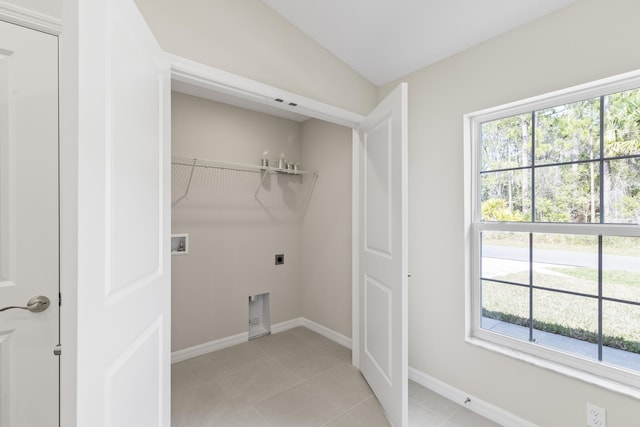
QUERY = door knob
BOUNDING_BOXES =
[0,295,50,313]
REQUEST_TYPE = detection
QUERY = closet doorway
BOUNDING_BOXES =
[168,59,408,427]
[169,90,353,356]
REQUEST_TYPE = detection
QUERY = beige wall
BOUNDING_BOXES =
[171,92,305,351]
[14,0,61,19]
[380,0,640,425]
[171,93,353,350]
[134,0,377,116]
[301,119,353,338]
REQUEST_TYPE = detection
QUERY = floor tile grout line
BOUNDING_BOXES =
[250,375,347,426]
[409,395,461,426]
[247,331,366,424]
[171,342,279,394]
[439,404,464,426]
[318,408,348,426]
[320,409,366,427]
[302,359,351,382]
[327,390,375,414]
[172,327,344,392]
[250,375,305,407]
[270,356,310,383]
[272,344,347,374]
[330,394,370,415]
[222,331,337,406]
[175,327,479,426]
[298,364,375,416]
[249,401,272,425]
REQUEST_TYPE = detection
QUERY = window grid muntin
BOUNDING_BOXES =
[527,231,533,341]
[599,96,606,225]
[482,267,640,306]
[481,95,640,225]
[481,230,640,364]
[478,197,640,364]
[480,154,640,224]
[597,234,604,360]
[481,153,640,175]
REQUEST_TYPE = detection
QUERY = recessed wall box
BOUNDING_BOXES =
[171,234,189,255]
[248,293,270,339]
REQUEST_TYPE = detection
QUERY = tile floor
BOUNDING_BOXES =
[171,327,500,426]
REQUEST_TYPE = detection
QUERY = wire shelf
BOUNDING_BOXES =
[171,156,319,220]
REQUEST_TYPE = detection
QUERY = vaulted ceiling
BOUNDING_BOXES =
[261,0,577,86]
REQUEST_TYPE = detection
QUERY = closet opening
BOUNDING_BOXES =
[167,65,409,427]
[169,85,354,363]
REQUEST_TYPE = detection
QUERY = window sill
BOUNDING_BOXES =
[465,331,640,401]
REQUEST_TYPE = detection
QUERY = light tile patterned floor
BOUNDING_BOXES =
[171,327,500,426]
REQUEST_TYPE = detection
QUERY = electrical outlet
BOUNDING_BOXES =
[587,403,606,427]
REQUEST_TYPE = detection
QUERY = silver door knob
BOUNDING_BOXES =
[0,295,50,313]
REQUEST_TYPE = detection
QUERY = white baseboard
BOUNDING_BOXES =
[171,330,248,364]
[270,317,303,334]
[408,367,538,427]
[302,318,352,349]
[172,317,351,364]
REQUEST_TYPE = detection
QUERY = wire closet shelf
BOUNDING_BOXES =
[171,156,319,210]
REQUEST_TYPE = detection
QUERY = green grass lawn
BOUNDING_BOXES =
[483,267,640,354]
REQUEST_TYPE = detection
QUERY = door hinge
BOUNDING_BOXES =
[53,344,61,356]
[58,292,62,307]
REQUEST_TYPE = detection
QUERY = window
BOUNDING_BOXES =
[465,73,640,393]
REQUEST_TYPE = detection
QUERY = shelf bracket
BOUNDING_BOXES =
[172,158,197,207]
[254,169,270,199]
[300,172,319,220]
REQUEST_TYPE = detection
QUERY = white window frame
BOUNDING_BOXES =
[464,69,640,399]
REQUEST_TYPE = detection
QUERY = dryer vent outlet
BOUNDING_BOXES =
[248,293,270,340]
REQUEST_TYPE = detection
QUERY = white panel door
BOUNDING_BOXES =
[358,83,408,427]
[74,0,171,425]
[0,20,59,427]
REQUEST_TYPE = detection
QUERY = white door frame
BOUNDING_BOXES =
[61,54,371,427]
[167,53,365,128]
[0,3,67,426]
[0,2,62,35]
[0,17,60,427]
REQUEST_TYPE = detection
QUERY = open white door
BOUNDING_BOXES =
[74,0,171,425]
[357,83,408,427]
[0,20,58,427]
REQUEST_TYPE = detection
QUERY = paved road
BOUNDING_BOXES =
[483,245,640,272]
